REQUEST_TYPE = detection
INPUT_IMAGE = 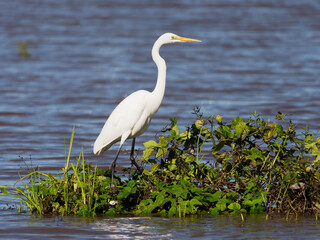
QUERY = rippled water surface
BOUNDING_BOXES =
[0,211,319,240]
[1,0,320,238]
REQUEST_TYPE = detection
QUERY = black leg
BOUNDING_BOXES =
[130,138,143,173]
[130,138,136,159]
[110,146,121,187]
[130,138,153,185]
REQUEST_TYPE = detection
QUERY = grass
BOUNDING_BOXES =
[1,109,320,218]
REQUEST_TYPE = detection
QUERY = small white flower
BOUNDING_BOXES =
[109,200,118,205]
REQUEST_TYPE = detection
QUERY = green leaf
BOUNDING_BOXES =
[248,148,264,161]
[172,185,188,199]
[205,191,222,202]
[220,125,233,138]
[190,198,202,206]
[143,140,158,148]
[143,168,152,176]
[168,206,177,217]
[235,123,247,137]
[169,164,177,171]
[216,202,227,211]
[246,182,256,191]
[180,130,191,140]
[127,180,136,188]
[305,135,314,147]
[142,148,155,160]
[155,194,165,206]
[210,207,220,215]
[150,164,160,174]
[158,136,168,147]
[228,202,241,211]
[282,173,291,183]
[215,115,223,123]
[195,119,205,129]
[97,175,107,182]
[118,185,134,200]
[185,155,195,163]
[171,124,179,136]
[231,116,243,126]
[252,198,263,205]
[156,147,167,158]
[232,117,245,133]
[242,199,253,206]
[216,198,232,212]
[105,208,116,216]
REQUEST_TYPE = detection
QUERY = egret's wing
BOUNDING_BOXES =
[93,90,150,155]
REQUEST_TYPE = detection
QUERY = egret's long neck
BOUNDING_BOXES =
[151,41,167,111]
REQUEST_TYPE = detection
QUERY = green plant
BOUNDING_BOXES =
[17,42,30,57]
[1,110,320,217]
[140,109,320,215]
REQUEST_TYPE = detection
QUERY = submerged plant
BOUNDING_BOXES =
[1,110,320,217]
[17,42,30,57]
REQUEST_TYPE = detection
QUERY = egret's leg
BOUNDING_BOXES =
[110,131,131,187]
[110,145,122,187]
[130,138,136,161]
[130,138,143,173]
[129,138,153,186]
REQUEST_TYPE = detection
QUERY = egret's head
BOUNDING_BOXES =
[159,33,202,45]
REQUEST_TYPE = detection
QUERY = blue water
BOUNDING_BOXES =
[0,210,319,240]
[0,0,320,238]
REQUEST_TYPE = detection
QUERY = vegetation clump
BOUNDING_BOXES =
[17,42,30,57]
[1,110,320,217]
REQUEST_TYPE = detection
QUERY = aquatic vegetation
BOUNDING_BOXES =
[1,110,320,217]
[17,42,30,57]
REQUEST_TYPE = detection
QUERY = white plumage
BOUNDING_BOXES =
[93,33,201,186]
[93,90,154,155]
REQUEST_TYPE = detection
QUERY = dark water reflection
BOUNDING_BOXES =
[1,0,320,238]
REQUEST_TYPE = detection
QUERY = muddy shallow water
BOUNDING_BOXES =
[1,0,320,238]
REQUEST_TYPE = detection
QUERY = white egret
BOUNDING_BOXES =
[93,32,201,186]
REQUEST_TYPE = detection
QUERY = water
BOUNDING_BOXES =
[0,211,319,240]
[0,0,320,238]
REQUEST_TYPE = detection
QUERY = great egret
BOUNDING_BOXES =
[93,32,201,186]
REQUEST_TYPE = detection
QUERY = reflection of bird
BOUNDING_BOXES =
[93,33,201,186]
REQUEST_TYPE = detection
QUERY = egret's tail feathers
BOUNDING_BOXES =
[93,142,107,155]
[93,137,120,156]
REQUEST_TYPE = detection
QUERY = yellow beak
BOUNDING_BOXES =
[174,36,202,42]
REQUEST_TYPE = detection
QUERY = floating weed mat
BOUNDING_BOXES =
[1,111,320,218]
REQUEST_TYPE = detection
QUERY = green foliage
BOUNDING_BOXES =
[17,42,30,57]
[1,110,320,217]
